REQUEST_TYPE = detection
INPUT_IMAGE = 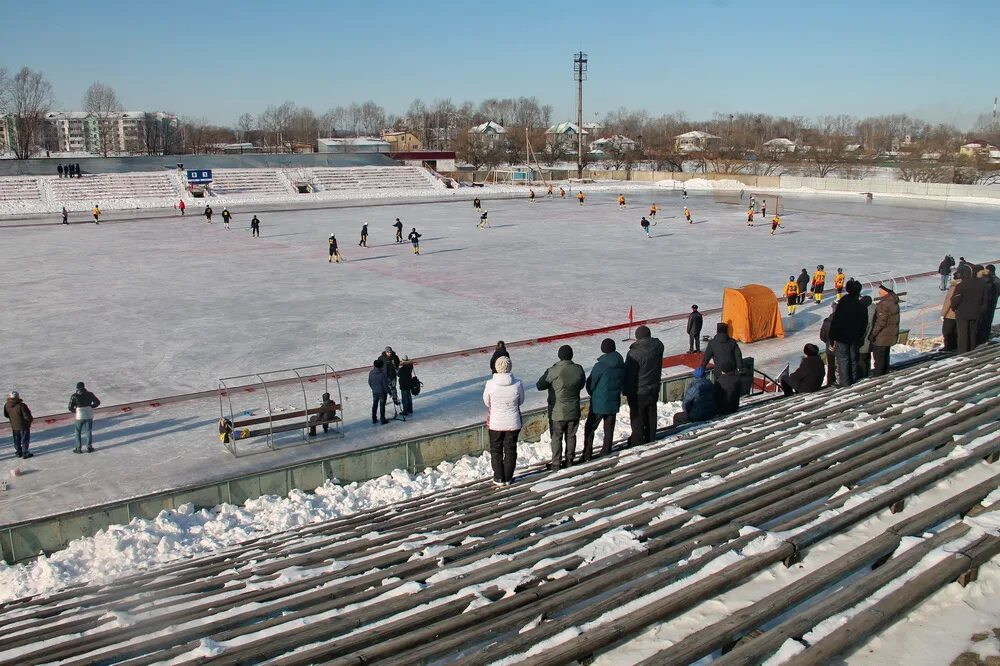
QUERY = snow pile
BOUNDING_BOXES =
[888,343,926,364]
[0,402,682,603]
[655,178,746,191]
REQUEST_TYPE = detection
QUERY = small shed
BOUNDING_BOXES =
[721,284,785,343]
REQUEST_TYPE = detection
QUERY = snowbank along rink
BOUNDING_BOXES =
[0,188,998,520]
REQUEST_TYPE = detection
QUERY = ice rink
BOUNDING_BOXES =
[4,187,999,414]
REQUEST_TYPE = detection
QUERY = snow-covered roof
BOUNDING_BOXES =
[764,137,796,147]
[675,130,720,140]
[318,137,390,147]
[545,122,587,136]
[582,122,604,130]
[469,121,506,135]
[590,135,636,148]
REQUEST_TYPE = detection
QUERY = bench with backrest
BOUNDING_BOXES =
[226,402,342,440]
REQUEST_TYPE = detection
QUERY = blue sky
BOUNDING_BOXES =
[1,0,996,128]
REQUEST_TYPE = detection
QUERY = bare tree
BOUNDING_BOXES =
[236,113,255,143]
[83,82,124,156]
[8,67,54,159]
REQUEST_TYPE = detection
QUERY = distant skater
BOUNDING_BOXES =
[577,191,586,206]
[328,234,342,262]
[682,186,688,199]
[222,207,232,230]
[478,210,490,228]
[770,214,782,235]
[408,227,422,254]
[684,206,692,224]
[473,197,482,210]
[618,194,626,208]
[649,203,657,218]
[204,205,213,223]
[547,183,553,197]
[640,216,651,238]
[761,199,767,217]
[92,205,101,224]
[746,207,754,226]
[61,206,68,224]
[359,222,368,247]
[250,215,260,237]
[560,187,566,199]
[178,199,186,216]
[393,217,404,243]
[529,189,536,203]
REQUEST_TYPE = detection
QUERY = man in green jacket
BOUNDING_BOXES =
[537,345,586,469]
[583,339,625,460]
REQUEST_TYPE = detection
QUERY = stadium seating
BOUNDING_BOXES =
[1,345,997,664]
[48,173,178,202]
[0,176,43,203]
[308,165,441,192]
[208,169,293,196]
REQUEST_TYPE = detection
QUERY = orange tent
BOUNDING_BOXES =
[721,284,785,343]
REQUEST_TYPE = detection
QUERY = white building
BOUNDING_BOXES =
[589,135,638,155]
[762,137,797,154]
[317,137,391,154]
[674,130,721,154]
[468,121,507,149]
[43,110,178,154]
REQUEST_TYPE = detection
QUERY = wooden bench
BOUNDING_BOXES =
[224,403,342,440]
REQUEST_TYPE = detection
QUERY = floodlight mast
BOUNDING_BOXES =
[574,51,588,178]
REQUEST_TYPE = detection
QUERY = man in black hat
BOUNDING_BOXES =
[624,326,664,446]
[687,305,703,353]
[828,279,868,386]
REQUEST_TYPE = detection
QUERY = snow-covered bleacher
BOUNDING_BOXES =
[2,345,997,664]
[208,169,293,196]
[0,176,42,203]
[309,165,440,192]
[48,173,178,202]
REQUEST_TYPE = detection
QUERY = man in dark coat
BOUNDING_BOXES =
[828,279,868,386]
[687,305,703,353]
[368,359,391,424]
[713,361,742,416]
[490,341,510,374]
[976,264,999,344]
[781,344,826,396]
[583,338,625,459]
[250,215,260,237]
[308,392,338,436]
[536,345,586,468]
[699,323,743,376]
[393,218,404,243]
[938,254,955,291]
[4,391,34,458]
[951,264,987,353]
[672,368,716,425]
[624,325,664,446]
[869,285,901,376]
[796,269,810,305]
[819,303,837,387]
[68,382,100,453]
[397,356,415,416]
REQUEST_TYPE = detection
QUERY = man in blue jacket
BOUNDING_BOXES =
[672,368,716,426]
[368,359,391,425]
[583,338,625,460]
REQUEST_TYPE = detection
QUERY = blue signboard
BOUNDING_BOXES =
[186,169,213,184]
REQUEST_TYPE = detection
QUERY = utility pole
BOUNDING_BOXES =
[574,51,588,178]
[993,97,998,130]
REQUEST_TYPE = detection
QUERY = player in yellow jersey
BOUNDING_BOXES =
[784,277,800,315]
[812,265,827,303]
[834,269,846,300]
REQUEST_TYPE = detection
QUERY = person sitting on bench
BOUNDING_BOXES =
[713,361,742,416]
[781,344,826,396]
[308,392,338,436]
[672,368,717,426]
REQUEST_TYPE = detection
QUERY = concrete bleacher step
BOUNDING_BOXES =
[48,174,179,201]
[1,346,998,664]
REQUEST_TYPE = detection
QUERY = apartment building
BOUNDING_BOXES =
[42,110,178,154]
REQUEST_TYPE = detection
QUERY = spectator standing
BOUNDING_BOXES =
[624,326,664,446]
[250,215,260,237]
[796,269,810,306]
[672,368,716,425]
[700,323,744,376]
[536,345,586,469]
[869,285,901,376]
[57,164,64,179]
[397,356,415,416]
[687,305,703,353]
[819,303,837,387]
[583,338,625,460]
[951,264,987,353]
[976,265,1000,344]
[713,361,742,416]
[828,279,868,386]
[483,356,524,486]
[75,163,81,178]
[368,360,390,425]
[938,255,955,291]
[61,206,68,225]
[781,344,826,396]
[941,271,961,351]
[68,382,100,453]
[4,391,33,458]
[857,295,876,379]
[489,341,510,374]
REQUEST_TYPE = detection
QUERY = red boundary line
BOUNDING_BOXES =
[7,263,992,433]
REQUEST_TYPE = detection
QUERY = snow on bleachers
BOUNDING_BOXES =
[0,176,43,202]
[308,166,440,193]
[48,173,178,202]
[209,169,293,196]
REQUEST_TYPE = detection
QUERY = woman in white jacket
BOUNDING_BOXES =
[483,356,524,485]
